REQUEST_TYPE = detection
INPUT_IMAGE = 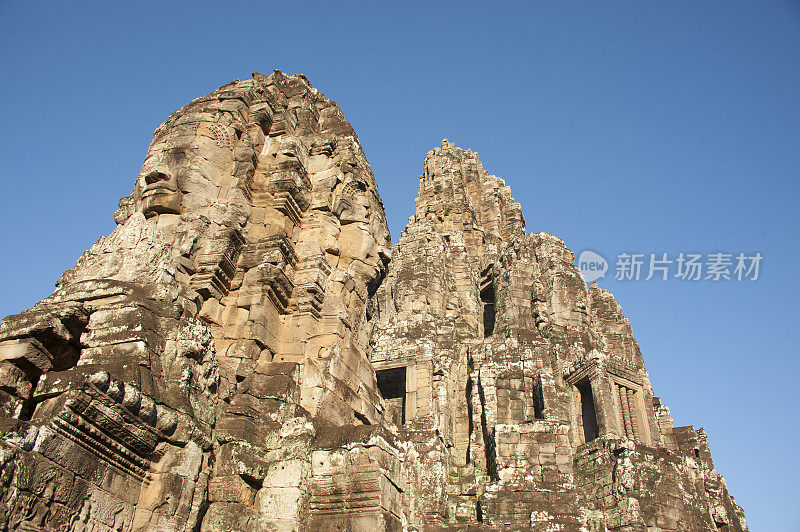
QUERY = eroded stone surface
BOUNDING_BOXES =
[368,140,747,531]
[0,76,746,531]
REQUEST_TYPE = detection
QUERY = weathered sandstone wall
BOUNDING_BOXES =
[0,74,746,532]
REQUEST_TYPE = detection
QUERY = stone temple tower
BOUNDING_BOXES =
[369,140,748,530]
[0,76,746,531]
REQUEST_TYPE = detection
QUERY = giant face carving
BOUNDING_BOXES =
[334,173,391,290]
[136,113,243,217]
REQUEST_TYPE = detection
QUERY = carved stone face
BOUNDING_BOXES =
[136,118,240,217]
[333,174,371,225]
[334,175,390,287]
[138,147,184,215]
[273,137,307,171]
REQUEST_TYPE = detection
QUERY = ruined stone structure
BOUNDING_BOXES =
[0,72,747,531]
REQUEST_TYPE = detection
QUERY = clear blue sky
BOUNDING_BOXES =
[1,1,798,528]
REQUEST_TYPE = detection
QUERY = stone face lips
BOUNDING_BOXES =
[0,75,746,531]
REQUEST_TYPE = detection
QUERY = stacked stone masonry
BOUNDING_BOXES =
[0,72,746,531]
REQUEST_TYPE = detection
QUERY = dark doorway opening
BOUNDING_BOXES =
[577,380,599,443]
[376,367,406,426]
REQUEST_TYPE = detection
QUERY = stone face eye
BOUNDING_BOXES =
[144,171,169,185]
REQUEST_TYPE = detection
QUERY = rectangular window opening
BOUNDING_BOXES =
[480,270,495,337]
[533,375,545,419]
[577,380,599,443]
[376,367,406,426]
[614,382,642,441]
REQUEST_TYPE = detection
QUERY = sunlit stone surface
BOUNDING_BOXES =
[0,73,746,531]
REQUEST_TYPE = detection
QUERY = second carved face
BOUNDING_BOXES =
[136,116,242,217]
